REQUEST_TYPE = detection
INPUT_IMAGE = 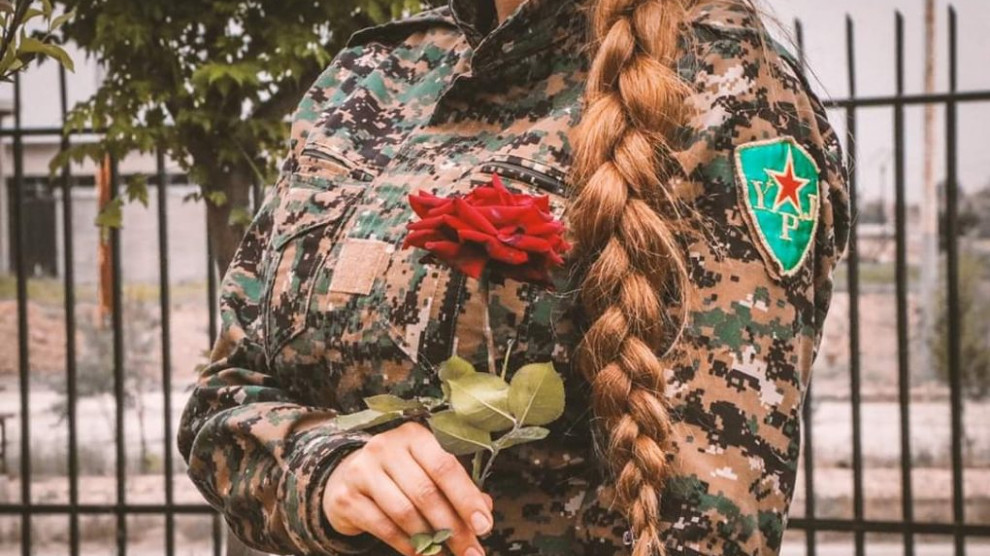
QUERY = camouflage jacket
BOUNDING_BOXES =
[177,0,850,555]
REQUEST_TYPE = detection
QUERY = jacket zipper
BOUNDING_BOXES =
[479,160,566,196]
[301,147,375,182]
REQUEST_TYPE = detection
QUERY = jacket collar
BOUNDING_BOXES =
[448,0,583,69]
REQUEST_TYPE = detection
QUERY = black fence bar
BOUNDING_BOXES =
[787,518,990,537]
[109,156,128,556]
[825,90,990,108]
[844,15,866,556]
[0,126,104,137]
[893,12,916,556]
[252,175,263,215]
[213,514,223,556]
[203,194,222,556]
[945,8,966,556]
[0,504,215,515]
[12,69,32,556]
[206,214,218,347]
[157,148,177,556]
[58,63,81,556]
[795,17,818,556]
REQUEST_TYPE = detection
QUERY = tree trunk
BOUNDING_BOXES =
[205,163,255,278]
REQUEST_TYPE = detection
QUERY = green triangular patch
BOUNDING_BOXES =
[734,137,821,277]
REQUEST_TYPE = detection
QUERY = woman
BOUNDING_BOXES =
[177,0,850,555]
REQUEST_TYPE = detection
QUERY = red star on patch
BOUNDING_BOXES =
[766,149,810,212]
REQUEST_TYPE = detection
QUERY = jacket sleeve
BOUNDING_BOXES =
[176,56,385,556]
[649,20,850,556]
[576,14,851,556]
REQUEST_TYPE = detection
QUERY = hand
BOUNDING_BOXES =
[322,421,494,556]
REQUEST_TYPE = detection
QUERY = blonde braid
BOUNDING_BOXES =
[566,1,702,554]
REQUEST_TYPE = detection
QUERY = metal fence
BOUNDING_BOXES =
[2,6,990,556]
[2,68,225,556]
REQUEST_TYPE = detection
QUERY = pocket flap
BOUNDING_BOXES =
[472,154,569,196]
[271,184,365,250]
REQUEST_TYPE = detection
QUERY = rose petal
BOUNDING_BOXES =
[409,191,450,217]
[498,233,552,253]
[453,197,500,236]
[407,216,446,231]
[487,241,529,265]
[457,228,497,245]
[456,251,488,278]
[402,229,446,249]
[426,201,456,218]
[425,240,464,259]
[426,241,487,278]
[440,214,477,234]
[524,221,564,236]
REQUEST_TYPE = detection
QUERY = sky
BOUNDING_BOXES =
[5,0,989,202]
[762,0,990,202]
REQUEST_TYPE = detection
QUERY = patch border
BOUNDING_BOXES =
[733,136,821,278]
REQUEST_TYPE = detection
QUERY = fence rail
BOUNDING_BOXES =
[3,6,989,556]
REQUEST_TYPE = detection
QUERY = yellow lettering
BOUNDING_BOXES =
[800,194,819,222]
[751,180,772,210]
[780,214,800,241]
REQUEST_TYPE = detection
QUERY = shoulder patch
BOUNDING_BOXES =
[734,136,821,277]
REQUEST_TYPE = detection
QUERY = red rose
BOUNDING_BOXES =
[401,172,571,289]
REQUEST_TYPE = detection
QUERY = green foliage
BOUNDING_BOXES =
[410,529,452,555]
[0,0,75,81]
[507,362,565,426]
[53,0,422,253]
[330,351,566,483]
[931,251,990,400]
[447,372,515,432]
[323,339,566,554]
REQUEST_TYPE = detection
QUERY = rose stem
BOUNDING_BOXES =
[500,338,514,381]
[479,268,497,376]
[474,268,498,487]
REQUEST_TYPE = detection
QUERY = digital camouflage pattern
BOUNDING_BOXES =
[177,0,850,555]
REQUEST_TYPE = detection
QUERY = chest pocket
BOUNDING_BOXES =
[262,142,378,363]
[426,154,573,365]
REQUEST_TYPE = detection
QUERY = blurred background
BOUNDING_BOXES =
[0,0,988,555]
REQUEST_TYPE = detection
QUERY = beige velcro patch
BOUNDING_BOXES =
[328,238,392,295]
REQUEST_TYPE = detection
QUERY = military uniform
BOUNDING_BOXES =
[177,0,850,555]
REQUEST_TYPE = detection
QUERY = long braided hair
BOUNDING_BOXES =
[564,1,760,554]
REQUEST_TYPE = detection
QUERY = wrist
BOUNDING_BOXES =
[322,448,364,536]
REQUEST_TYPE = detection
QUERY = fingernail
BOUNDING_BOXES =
[471,511,491,536]
[465,548,483,556]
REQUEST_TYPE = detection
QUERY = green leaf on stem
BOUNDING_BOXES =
[494,426,550,450]
[438,355,476,399]
[427,410,491,456]
[364,394,426,413]
[420,545,442,555]
[431,529,453,543]
[447,373,515,432]
[507,362,565,426]
[49,10,74,33]
[410,533,434,554]
[332,409,403,432]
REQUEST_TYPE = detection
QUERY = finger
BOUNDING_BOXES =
[348,494,418,556]
[482,493,493,511]
[384,451,483,556]
[409,434,493,536]
[363,468,433,538]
